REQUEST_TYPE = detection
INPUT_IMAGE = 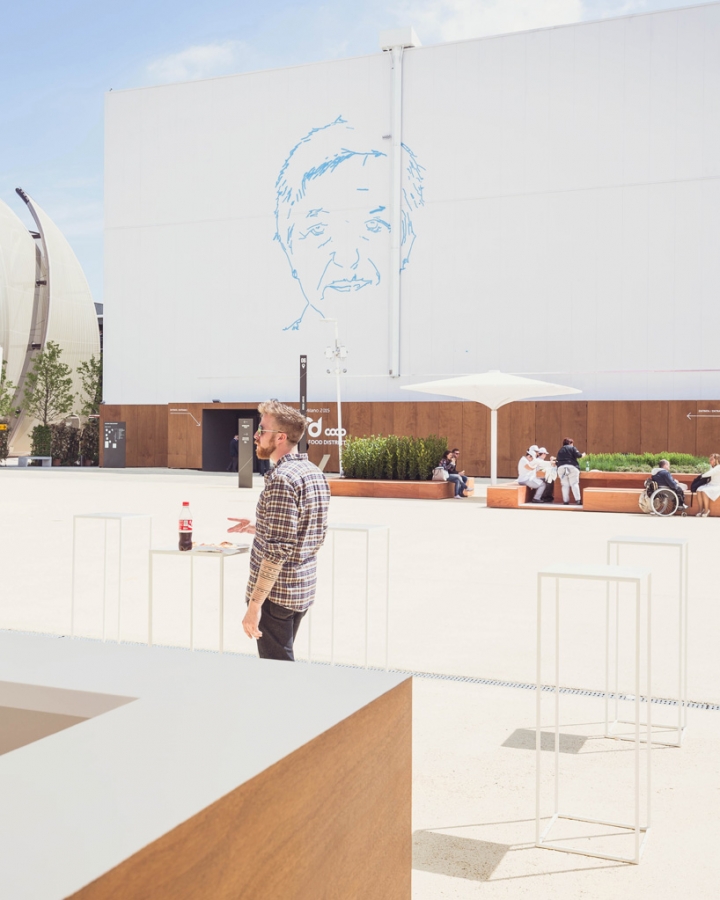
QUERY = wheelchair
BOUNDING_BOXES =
[638,478,688,517]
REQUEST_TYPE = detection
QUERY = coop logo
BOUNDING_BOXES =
[307,417,323,438]
[305,416,347,444]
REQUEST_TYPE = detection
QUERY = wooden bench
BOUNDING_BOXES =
[16,456,52,468]
[487,471,711,514]
[486,479,574,509]
[330,477,474,500]
[583,486,717,516]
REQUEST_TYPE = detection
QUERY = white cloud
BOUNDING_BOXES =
[392,0,584,43]
[146,40,249,84]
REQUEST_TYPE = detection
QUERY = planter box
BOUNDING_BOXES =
[330,479,457,500]
[488,471,705,514]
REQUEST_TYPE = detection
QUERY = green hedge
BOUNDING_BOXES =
[342,434,448,480]
[582,452,710,473]
[30,424,52,460]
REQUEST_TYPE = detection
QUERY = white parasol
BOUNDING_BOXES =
[401,370,581,484]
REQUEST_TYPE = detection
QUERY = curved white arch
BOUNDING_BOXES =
[19,191,100,376]
[0,199,36,388]
[9,191,100,452]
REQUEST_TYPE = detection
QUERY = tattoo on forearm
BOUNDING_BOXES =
[250,559,283,604]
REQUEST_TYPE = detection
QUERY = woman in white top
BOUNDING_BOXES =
[696,453,720,516]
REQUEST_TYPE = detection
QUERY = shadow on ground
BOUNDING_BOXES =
[412,830,509,881]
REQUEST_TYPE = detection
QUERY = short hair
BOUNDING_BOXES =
[710,453,720,465]
[258,400,307,445]
[451,447,460,453]
[274,115,424,267]
[659,458,670,468]
[562,438,574,446]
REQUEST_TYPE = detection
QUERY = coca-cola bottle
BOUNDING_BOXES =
[178,501,193,551]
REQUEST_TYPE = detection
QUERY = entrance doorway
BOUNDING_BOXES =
[202,408,260,472]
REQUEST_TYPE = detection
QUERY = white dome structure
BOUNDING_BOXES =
[0,190,100,454]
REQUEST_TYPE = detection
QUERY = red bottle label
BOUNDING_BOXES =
[179,518,193,531]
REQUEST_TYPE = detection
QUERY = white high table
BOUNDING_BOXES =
[148,546,249,652]
[0,631,411,899]
[72,513,153,642]
[314,523,390,669]
[607,535,689,747]
[536,563,653,865]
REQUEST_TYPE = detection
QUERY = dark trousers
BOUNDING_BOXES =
[256,599,307,661]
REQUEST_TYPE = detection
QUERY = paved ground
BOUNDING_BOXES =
[1,466,718,897]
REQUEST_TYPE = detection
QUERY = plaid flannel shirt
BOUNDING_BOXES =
[246,453,330,611]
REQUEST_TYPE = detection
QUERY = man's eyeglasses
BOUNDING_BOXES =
[256,425,286,436]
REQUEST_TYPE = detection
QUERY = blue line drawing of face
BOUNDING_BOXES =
[274,116,424,330]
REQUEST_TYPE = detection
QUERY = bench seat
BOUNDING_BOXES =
[583,486,717,516]
[17,456,52,468]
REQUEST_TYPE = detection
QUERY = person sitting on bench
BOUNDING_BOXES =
[653,459,687,509]
[518,449,547,503]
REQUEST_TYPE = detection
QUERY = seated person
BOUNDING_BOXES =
[439,450,468,498]
[518,449,546,503]
[652,459,687,508]
[449,448,469,494]
[533,447,557,502]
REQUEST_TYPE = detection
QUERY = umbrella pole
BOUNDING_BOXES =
[490,408,497,485]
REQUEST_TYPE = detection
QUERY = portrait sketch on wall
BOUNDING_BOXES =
[274,115,424,331]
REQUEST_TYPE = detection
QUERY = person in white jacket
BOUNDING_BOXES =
[518,449,546,502]
[695,453,720,517]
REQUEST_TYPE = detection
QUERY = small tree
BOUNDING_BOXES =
[22,341,74,426]
[0,360,17,462]
[0,359,17,420]
[76,353,102,418]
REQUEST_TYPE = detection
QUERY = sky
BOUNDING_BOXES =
[0,0,713,304]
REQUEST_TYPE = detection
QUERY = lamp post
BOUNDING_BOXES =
[322,319,347,476]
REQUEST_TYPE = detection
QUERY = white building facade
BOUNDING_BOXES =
[104,3,720,406]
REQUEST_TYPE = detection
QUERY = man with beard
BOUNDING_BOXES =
[227,400,330,661]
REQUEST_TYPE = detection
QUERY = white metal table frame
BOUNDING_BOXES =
[71,513,152,643]
[536,563,652,865]
[607,536,688,748]
[148,548,249,652]
[309,524,390,670]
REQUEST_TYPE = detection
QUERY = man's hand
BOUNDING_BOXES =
[242,601,263,639]
[228,518,256,534]
[459,470,466,475]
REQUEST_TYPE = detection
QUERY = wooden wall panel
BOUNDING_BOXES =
[587,403,615,453]
[695,402,720,457]
[668,401,697,455]
[415,402,439,442]
[71,680,411,900]
[534,402,563,456]
[108,399,720,475]
[168,404,203,469]
[348,403,375,437]
[640,401,669,452]
[612,402,641,454]
[460,402,489,475]
[561,402,588,454]
[437,403,463,451]
[100,406,168,468]
[392,402,418,440]
[370,402,394,437]
[497,403,535,478]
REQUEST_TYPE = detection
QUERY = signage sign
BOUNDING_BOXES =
[103,422,126,468]
[237,418,254,488]
[299,355,307,454]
